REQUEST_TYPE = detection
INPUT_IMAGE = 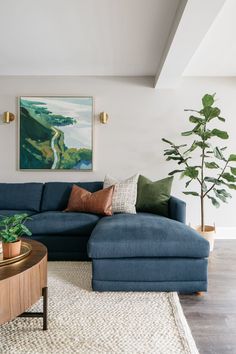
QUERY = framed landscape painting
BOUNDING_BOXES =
[19,96,93,170]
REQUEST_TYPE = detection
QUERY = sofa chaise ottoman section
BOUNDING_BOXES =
[88,213,210,293]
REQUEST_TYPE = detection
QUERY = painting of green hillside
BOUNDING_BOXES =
[19,96,93,170]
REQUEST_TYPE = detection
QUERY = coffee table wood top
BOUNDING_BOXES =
[0,239,47,326]
[0,239,47,280]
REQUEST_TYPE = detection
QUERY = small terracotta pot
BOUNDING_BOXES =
[2,239,22,259]
[195,225,216,252]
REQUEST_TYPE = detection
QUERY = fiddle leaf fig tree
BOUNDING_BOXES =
[162,93,236,232]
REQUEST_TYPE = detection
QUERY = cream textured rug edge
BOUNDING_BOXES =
[169,292,199,354]
[0,262,199,354]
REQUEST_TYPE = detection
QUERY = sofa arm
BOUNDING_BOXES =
[168,196,186,224]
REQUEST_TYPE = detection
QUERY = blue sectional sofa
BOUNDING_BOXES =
[0,182,210,293]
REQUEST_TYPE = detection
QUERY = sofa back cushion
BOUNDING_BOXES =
[41,182,103,211]
[0,183,44,211]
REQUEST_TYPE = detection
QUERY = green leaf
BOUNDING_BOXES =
[189,116,204,124]
[183,191,199,196]
[229,154,236,162]
[213,147,225,160]
[218,116,225,122]
[184,145,196,155]
[195,141,210,149]
[202,94,215,107]
[218,189,232,198]
[230,167,236,175]
[162,138,174,145]
[181,131,193,136]
[164,149,178,156]
[207,195,220,208]
[166,156,182,161]
[175,144,188,149]
[201,106,221,121]
[222,173,236,182]
[168,170,185,176]
[211,129,229,139]
[204,177,221,185]
[202,131,213,140]
[211,107,221,118]
[185,180,192,188]
[20,224,32,236]
[177,159,186,165]
[193,123,202,133]
[224,183,236,190]
[205,162,219,169]
[202,182,208,192]
[213,188,232,203]
[184,109,201,114]
[183,166,199,179]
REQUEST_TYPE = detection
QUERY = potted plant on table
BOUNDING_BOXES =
[0,213,32,259]
[162,93,236,251]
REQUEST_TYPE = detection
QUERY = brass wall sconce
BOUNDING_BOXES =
[99,112,109,124]
[3,112,15,124]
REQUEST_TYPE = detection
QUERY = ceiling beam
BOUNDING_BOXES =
[154,0,227,89]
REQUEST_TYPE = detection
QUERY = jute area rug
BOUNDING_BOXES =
[0,262,198,354]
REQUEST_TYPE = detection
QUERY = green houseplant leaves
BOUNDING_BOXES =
[162,93,236,232]
[0,213,32,243]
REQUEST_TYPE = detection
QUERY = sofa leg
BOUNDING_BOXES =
[195,291,204,296]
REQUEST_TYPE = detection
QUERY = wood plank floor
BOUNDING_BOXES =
[180,240,236,354]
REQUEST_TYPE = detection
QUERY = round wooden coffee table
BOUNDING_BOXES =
[0,239,48,330]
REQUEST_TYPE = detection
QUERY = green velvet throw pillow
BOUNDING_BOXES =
[136,175,173,216]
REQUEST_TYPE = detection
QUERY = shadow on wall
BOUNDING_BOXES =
[0,113,4,126]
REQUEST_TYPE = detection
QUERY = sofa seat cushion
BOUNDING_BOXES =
[88,213,210,259]
[26,211,101,235]
[0,210,36,217]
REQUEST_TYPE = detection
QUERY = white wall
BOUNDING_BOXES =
[0,75,236,228]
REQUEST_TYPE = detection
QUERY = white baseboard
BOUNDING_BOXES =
[215,227,236,239]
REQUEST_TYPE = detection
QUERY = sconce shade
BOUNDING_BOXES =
[3,112,15,124]
[100,112,109,124]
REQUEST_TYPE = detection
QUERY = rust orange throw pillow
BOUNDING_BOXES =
[64,184,114,216]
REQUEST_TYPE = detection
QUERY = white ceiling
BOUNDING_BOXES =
[154,0,226,88]
[184,0,236,77]
[0,0,180,76]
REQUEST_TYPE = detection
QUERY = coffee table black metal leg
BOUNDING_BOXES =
[42,286,48,330]
[18,286,48,330]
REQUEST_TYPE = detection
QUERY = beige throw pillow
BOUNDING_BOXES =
[104,174,139,214]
